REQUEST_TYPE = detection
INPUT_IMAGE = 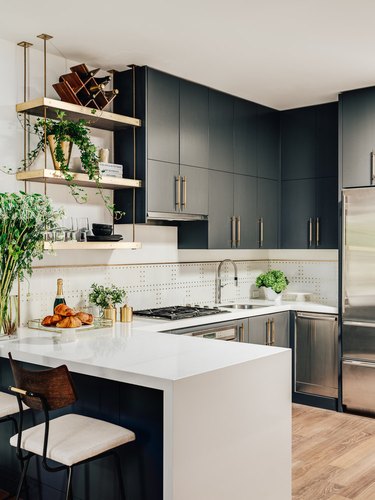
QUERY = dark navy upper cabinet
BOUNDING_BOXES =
[280,102,338,249]
[209,90,234,172]
[257,105,280,180]
[341,87,375,187]
[233,98,257,176]
[180,81,209,168]
[281,106,316,180]
[258,178,279,248]
[316,102,338,178]
[147,69,180,164]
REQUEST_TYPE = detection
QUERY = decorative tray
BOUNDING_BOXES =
[27,317,113,333]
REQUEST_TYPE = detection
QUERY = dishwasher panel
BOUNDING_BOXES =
[295,312,338,398]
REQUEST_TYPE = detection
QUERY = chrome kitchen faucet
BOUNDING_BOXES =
[216,259,238,304]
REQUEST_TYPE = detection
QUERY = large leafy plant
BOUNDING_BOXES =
[0,192,63,332]
[256,270,289,294]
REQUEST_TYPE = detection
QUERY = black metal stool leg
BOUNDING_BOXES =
[113,452,126,500]
[65,467,73,500]
[16,456,31,500]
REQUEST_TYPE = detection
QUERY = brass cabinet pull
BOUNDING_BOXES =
[258,217,264,248]
[239,322,245,342]
[316,217,320,247]
[231,216,236,248]
[175,176,181,210]
[308,217,313,247]
[271,319,275,346]
[236,216,241,248]
[371,151,375,185]
[266,319,271,345]
[181,176,187,209]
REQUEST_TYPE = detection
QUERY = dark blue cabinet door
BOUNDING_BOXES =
[257,105,280,180]
[208,170,234,248]
[316,102,338,178]
[234,174,258,248]
[209,90,234,172]
[234,98,257,176]
[281,179,316,249]
[258,178,279,248]
[315,177,338,249]
[341,87,375,187]
[281,106,316,180]
[180,80,209,168]
[147,68,179,164]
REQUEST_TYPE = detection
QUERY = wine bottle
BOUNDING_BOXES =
[70,64,100,78]
[102,89,119,98]
[53,278,66,312]
[94,76,112,86]
[89,83,106,94]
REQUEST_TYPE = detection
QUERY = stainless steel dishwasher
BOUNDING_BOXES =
[294,312,338,398]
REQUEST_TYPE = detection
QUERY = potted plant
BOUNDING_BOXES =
[25,110,121,218]
[0,192,63,335]
[88,283,127,322]
[255,270,289,302]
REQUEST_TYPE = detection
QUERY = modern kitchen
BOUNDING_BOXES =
[1,2,375,500]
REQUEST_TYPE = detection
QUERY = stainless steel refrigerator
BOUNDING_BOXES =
[342,187,375,414]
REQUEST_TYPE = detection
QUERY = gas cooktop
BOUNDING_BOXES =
[134,305,225,320]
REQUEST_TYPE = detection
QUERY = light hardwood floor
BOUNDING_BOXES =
[293,404,375,500]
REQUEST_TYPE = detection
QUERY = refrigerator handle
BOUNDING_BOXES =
[343,360,375,369]
[343,320,375,328]
[342,193,347,314]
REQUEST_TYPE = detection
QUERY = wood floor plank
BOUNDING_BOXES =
[292,404,375,500]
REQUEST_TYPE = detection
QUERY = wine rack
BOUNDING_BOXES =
[53,63,119,111]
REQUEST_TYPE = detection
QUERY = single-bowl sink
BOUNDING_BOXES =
[220,304,270,310]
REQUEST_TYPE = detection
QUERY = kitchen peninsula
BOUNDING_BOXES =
[0,308,291,500]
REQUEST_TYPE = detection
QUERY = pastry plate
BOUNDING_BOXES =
[27,317,113,333]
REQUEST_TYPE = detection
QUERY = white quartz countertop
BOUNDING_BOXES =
[0,300,335,390]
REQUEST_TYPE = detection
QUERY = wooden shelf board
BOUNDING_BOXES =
[16,169,141,190]
[16,97,141,131]
[44,241,142,251]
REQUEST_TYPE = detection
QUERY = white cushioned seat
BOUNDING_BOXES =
[10,413,135,466]
[0,391,20,418]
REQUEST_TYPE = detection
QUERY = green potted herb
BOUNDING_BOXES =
[0,192,63,335]
[88,283,127,322]
[255,270,289,302]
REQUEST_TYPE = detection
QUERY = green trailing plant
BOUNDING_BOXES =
[1,110,124,219]
[255,269,289,294]
[88,283,127,310]
[0,192,63,333]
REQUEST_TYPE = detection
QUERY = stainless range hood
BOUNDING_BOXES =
[147,211,208,222]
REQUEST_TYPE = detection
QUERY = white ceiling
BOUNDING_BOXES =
[3,0,375,110]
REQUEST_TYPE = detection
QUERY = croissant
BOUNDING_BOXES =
[41,314,63,326]
[54,304,75,317]
[75,312,94,325]
[56,316,82,328]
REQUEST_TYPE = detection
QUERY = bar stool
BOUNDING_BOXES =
[8,353,136,500]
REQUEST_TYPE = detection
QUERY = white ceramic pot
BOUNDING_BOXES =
[263,287,282,302]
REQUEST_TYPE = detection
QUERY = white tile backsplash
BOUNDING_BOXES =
[19,257,338,325]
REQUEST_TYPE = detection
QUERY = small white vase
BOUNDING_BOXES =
[264,288,282,302]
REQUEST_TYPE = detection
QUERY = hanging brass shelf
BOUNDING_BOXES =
[16,97,141,131]
[44,241,142,251]
[16,169,142,190]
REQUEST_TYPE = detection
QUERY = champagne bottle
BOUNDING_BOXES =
[53,278,66,312]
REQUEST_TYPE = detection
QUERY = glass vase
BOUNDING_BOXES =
[1,295,18,337]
